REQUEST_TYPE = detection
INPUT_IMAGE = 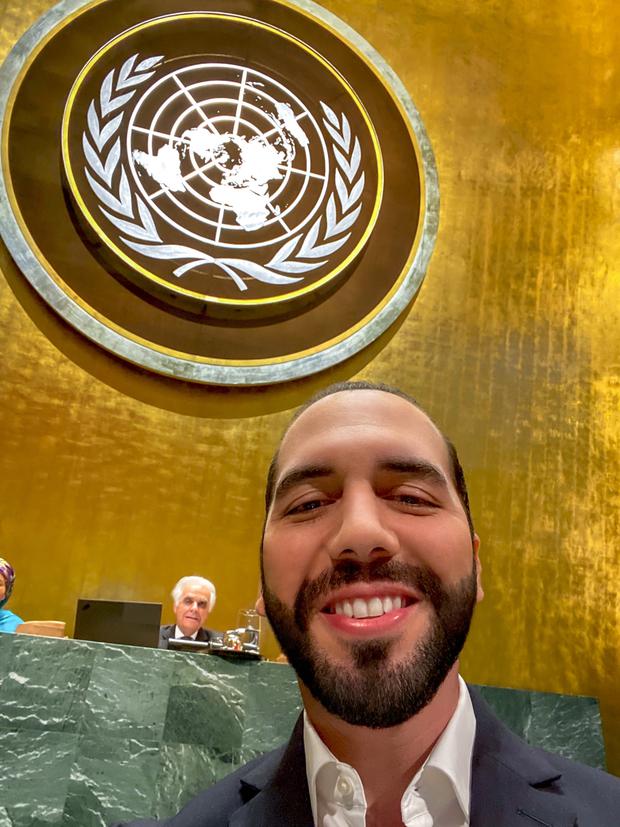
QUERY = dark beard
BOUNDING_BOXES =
[262,558,477,728]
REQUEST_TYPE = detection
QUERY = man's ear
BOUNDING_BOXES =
[255,594,266,616]
[473,534,484,602]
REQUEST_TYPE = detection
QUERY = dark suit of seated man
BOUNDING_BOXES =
[116,382,620,826]
[158,576,218,649]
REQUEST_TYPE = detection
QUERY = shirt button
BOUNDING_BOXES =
[336,775,354,797]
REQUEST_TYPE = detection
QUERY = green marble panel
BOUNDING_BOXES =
[528,691,605,769]
[242,662,303,756]
[0,728,79,822]
[0,634,16,674]
[0,808,60,827]
[163,653,249,760]
[0,637,95,734]
[169,651,252,692]
[473,684,531,736]
[62,733,160,827]
[152,743,228,818]
[82,645,174,741]
[163,684,245,759]
[476,684,606,769]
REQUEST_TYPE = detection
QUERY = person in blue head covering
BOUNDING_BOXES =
[0,558,24,633]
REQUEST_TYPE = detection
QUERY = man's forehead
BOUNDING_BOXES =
[278,390,448,470]
[182,584,209,597]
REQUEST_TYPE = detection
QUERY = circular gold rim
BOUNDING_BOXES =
[61,11,384,308]
[0,0,435,380]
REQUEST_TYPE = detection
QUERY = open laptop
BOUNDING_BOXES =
[74,599,162,648]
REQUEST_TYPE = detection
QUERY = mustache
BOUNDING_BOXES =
[293,559,447,631]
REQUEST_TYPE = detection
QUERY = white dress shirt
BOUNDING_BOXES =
[304,676,476,827]
[174,626,199,640]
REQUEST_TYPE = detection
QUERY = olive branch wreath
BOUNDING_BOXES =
[81,53,365,293]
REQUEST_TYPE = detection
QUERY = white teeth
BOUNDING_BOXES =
[332,595,406,618]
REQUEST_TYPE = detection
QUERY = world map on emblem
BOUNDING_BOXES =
[129,64,324,237]
[62,16,383,310]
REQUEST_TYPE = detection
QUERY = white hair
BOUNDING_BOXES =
[172,576,216,611]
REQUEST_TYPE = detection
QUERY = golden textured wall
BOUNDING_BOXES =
[1,0,619,774]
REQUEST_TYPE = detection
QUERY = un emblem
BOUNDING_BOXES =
[63,16,382,309]
[0,0,437,384]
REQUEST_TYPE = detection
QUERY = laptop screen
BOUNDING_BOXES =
[74,599,162,648]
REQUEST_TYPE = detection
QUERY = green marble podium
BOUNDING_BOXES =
[0,634,606,826]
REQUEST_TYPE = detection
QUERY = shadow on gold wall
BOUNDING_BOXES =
[0,241,410,418]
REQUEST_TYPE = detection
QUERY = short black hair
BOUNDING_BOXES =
[264,380,474,537]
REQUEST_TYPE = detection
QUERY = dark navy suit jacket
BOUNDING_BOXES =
[115,687,620,826]
[158,625,218,649]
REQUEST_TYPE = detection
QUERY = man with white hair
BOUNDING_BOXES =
[158,575,217,649]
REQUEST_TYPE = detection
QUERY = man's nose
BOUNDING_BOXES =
[326,486,398,562]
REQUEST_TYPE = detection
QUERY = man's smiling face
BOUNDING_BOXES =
[259,389,483,727]
[174,584,211,637]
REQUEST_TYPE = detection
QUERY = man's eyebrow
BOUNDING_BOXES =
[378,458,449,488]
[273,465,333,501]
[273,458,448,501]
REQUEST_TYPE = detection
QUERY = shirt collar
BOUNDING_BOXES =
[304,708,362,824]
[419,675,476,819]
[303,676,476,825]
[174,626,199,640]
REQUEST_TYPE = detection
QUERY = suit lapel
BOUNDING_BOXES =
[227,688,580,826]
[229,716,314,827]
[469,688,577,827]
[159,625,173,647]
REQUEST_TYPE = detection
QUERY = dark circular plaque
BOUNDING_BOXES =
[0,0,438,384]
